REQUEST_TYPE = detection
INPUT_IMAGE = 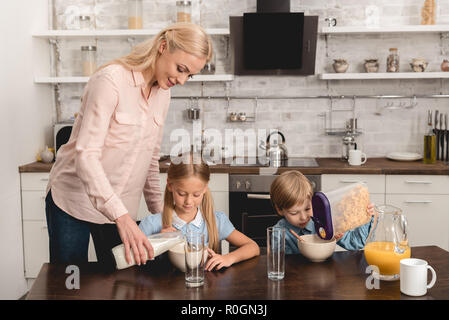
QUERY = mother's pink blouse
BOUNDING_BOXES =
[47,64,170,224]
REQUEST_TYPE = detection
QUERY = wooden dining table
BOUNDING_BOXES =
[26,246,449,300]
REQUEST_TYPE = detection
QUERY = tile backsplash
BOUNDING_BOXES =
[52,0,449,158]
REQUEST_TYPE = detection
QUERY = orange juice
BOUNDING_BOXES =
[364,241,411,275]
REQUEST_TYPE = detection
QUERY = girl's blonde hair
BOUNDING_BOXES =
[100,22,213,82]
[270,170,314,212]
[162,154,219,252]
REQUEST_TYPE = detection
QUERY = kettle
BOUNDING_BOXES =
[260,130,288,167]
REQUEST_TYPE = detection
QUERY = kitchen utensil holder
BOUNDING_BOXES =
[226,97,257,122]
[322,96,363,136]
[186,97,201,121]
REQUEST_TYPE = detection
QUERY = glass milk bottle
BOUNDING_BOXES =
[364,205,410,281]
[81,46,97,76]
[176,1,192,23]
[128,0,143,29]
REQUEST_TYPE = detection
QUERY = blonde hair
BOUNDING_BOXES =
[100,22,213,83]
[162,154,219,252]
[270,171,314,213]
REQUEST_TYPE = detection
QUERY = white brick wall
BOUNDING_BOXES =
[51,0,449,158]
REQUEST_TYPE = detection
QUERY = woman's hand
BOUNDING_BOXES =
[115,213,154,266]
[204,247,235,271]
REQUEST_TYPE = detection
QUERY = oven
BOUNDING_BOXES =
[229,174,321,247]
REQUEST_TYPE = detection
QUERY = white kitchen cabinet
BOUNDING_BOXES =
[20,172,98,280]
[385,175,449,251]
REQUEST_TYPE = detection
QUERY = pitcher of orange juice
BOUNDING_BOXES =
[364,205,410,281]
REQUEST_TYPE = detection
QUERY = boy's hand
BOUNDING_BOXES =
[335,233,344,240]
[367,203,375,216]
[205,247,234,271]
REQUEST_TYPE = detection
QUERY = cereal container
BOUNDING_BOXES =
[311,182,371,240]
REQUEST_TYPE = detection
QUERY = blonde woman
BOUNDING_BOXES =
[139,154,260,271]
[45,23,212,270]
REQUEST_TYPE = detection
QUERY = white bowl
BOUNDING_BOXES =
[297,234,336,262]
[168,242,209,272]
[168,242,187,272]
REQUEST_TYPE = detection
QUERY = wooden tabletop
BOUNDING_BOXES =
[26,246,449,300]
[19,157,449,174]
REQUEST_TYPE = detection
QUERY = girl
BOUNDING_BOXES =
[139,154,260,271]
[45,23,213,269]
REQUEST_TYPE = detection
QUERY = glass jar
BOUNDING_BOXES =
[386,48,399,72]
[79,15,91,30]
[201,54,216,74]
[128,0,143,29]
[81,46,97,76]
[176,1,192,23]
[420,0,437,25]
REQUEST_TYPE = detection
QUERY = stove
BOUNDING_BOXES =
[230,157,318,167]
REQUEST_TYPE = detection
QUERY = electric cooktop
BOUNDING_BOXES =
[230,157,318,167]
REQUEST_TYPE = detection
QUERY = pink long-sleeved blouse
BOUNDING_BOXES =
[47,64,170,224]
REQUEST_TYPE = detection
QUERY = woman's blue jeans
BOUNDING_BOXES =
[45,190,122,270]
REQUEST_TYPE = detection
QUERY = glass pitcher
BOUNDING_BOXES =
[364,204,410,281]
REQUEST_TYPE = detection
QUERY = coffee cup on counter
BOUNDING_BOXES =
[400,258,437,297]
[348,149,367,166]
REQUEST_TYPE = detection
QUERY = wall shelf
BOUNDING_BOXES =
[320,24,449,35]
[35,74,234,84]
[32,28,230,39]
[319,72,449,80]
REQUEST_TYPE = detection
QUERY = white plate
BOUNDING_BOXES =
[386,152,422,161]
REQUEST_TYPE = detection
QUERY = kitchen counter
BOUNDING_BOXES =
[19,157,449,175]
[26,246,449,300]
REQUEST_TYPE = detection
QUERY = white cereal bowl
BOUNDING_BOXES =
[168,242,187,272]
[297,234,336,262]
[168,242,209,272]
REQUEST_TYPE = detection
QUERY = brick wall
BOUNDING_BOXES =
[52,0,449,158]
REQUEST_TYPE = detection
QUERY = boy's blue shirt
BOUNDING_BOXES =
[273,217,374,254]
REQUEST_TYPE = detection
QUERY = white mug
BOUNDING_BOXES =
[400,258,437,297]
[348,149,367,166]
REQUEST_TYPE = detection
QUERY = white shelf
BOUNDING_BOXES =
[319,72,449,80]
[32,28,230,39]
[320,24,449,35]
[35,74,234,84]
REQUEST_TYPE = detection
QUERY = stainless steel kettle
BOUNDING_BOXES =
[261,130,288,167]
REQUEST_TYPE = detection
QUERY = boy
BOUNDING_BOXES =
[270,170,374,254]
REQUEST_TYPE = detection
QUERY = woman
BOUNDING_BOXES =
[45,22,212,270]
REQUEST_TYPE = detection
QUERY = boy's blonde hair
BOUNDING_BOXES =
[270,171,314,213]
[162,154,219,252]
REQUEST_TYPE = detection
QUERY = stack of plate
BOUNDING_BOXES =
[386,152,422,161]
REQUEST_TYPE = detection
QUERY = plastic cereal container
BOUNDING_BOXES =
[311,182,371,240]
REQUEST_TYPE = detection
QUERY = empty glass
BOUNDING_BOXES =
[267,227,285,281]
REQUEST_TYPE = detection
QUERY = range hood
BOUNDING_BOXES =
[229,0,318,75]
